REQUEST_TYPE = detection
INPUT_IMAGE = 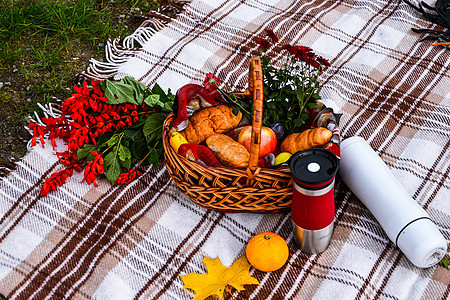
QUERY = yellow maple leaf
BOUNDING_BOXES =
[180,255,260,300]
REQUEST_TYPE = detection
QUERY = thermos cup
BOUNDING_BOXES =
[339,136,447,268]
[289,148,339,254]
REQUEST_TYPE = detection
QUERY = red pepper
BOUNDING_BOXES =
[171,84,225,133]
[178,143,223,167]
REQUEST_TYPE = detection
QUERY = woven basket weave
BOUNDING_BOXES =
[162,57,293,213]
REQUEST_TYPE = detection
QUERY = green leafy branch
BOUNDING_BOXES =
[100,76,174,113]
[75,77,174,184]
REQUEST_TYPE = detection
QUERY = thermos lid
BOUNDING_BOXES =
[396,218,447,268]
[289,148,339,187]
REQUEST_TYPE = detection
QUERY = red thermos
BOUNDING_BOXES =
[289,148,339,254]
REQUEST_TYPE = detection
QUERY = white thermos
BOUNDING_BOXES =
[339,136,447,268]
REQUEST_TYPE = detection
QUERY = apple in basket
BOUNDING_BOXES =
[238,126,277,159]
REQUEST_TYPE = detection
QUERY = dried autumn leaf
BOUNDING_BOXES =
[180,256,259,300]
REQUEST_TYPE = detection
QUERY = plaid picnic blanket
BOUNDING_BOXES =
[1,0,449,299]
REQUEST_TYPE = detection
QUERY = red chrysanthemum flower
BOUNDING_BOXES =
[317,56,331,67]
[255,38,272,50]
[203,73,220,91]
[265,29,279,43]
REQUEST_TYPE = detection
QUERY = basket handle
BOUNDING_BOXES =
[247,57,264,173]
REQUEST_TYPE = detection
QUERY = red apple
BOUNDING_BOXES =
[237,125,277,158]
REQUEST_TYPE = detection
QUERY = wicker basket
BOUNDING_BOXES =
[163,57,293,213]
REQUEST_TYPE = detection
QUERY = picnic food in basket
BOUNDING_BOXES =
[280,127,333,154]
[180,104,242,144]
[163,52,341,213]
[169,93,335,169]
[206,134,250,168]
[170,83,224,133]
[237,125,277,159]
[178,143,223,167]
[169,131,188,153]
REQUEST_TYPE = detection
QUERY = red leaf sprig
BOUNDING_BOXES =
[28,77,174,197]
[115,168,143,185]
[82,151,105,187]
[40,151,83,196]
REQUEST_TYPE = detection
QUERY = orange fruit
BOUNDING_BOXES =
[245,232,289,272]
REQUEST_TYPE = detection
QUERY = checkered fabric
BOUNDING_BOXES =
[1,0,449,299]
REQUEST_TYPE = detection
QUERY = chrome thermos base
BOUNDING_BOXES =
[292,221,334,254]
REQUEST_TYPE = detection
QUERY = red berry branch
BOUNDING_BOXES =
[29,77,174,196]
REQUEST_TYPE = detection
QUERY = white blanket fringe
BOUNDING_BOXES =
[84,28,156,80]
[83,2,190,81]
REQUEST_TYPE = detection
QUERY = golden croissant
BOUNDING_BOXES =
[181,105,242,144]
[280,127,332,154]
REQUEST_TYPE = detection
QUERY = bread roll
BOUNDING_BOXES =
[280,127,332,154]
[181,105,242,144]
[206,134,249,168]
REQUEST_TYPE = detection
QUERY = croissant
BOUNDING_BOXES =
[181,105,242,144]
[206,134,249,168]
[280,127,332,154]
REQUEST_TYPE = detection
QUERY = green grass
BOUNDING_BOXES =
[0,0,160,119]
[1,0,124,61]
